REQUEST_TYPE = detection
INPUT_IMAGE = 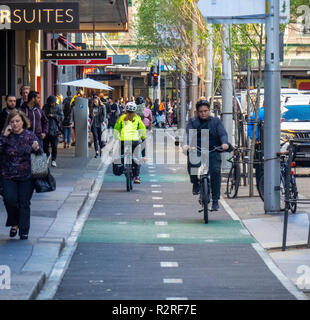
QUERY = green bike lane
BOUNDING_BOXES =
[54,160,296,300]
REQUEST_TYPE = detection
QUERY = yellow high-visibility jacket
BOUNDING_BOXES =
[114,114,146,141]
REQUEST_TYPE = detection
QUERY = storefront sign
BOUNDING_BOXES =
[0,2,79,30]
[57,57,113,66]
[41,50,107,60]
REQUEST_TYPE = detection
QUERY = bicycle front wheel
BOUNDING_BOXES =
[226,164,241,198]
[201,177,209,224]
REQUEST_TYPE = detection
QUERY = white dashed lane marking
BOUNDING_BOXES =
[159,246,174,251]
[155,221,168,226]
[163,279,183,284]
[157,234,170,238]
[154,212,166,216]
[160,262,179,268]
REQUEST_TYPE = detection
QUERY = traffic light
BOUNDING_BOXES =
[153,73,159,87]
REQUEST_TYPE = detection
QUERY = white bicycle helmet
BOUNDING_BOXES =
[125,102,137,112]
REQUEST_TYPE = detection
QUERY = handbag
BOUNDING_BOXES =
[34,169,56,193]
[31,153,48,178]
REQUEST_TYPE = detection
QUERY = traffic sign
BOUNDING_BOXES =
[57,57,113,66]
[198,0,290,24]
[41,50,107,60]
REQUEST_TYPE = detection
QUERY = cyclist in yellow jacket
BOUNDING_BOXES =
[114,102,146,184]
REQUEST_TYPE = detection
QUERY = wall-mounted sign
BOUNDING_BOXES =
[57,57,113,66]
[0,2,79,30]
[41,50,107,60]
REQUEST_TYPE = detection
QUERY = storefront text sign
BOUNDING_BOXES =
[0,2,79,30]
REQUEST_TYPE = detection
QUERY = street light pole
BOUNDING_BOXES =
[222,24,233,171]
[264,0,281,213]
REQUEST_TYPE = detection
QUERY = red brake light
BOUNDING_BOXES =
[291,162,296,168]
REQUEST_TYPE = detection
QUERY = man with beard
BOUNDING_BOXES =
[0,95,17,133]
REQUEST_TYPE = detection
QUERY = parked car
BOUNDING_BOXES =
[281,104,310,167]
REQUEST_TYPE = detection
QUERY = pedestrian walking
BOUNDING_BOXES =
[0,110,41,240]
[62,93,73,149]
[89,96,107,158]
[0,94,17,133]
[20,91,49,149]
[143,101,153,132]
[107,98,120,135]
[16,85,30,109]
[42,96,64,167]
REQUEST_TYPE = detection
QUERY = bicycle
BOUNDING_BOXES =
[257,151,298,213]
[191,145,229,224]
[123,142,142,192]
[226,147,243,198]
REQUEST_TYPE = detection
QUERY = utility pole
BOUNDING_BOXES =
[221,24,233,171]
[206,24,213,100]
[264,0,281,214]
[180,72,186,130]
[190,21,199,118]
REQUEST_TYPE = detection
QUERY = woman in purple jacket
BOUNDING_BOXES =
[0,110,41,240]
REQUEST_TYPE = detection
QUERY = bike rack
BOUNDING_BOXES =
[282,140,310,251]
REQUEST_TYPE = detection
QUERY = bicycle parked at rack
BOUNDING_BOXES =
[226,147,245,198]
[257,151,298,213]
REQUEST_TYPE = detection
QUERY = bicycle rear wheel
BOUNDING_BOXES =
[226,164,241,198]
[201,177,209,224]
[126,166,132,192]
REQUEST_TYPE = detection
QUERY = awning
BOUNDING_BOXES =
[60,78,114,90]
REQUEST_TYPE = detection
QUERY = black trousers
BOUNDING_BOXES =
[43,135,58,161]
[3,178,34,236]
[187,151,222,201]
[120,141,145,177]
[91,126,104,152]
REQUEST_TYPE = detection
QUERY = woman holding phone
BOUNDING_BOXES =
[0,110,41,240]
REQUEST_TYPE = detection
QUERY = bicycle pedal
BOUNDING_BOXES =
[198,209,204,213]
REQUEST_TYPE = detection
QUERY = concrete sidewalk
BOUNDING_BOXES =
[0,144,111,299]
[222,179,310,296]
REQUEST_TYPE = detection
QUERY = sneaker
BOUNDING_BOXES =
[94,153,99,159]
[211,201,219,211]
[20,234,28,240]
[134,176,141,184]
[192,183,200,195]
[51,160,57,167]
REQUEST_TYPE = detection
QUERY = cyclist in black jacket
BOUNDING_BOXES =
[183,100,229,211]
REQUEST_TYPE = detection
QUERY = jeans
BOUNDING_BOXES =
[187,151,222,201]
[91,126,104,152]
[3,178,34,236]
[63,127,72,144]
[43,135,58,161]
